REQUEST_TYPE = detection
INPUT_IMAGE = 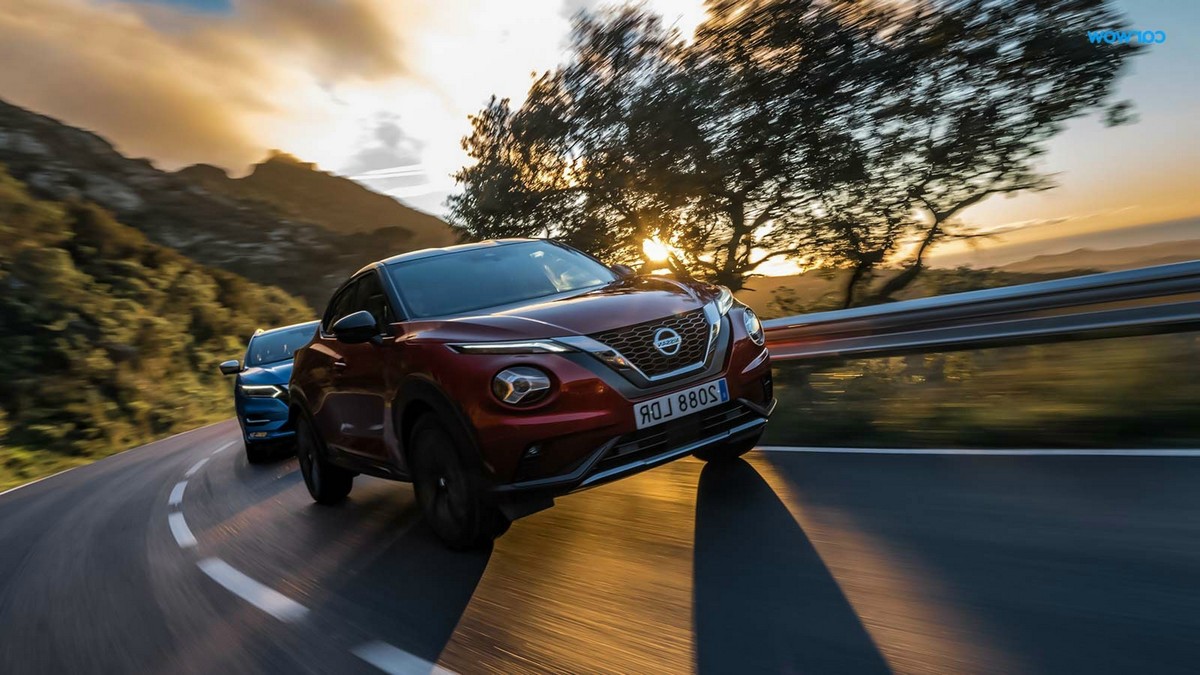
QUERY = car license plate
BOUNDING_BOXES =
[635,379,729,430]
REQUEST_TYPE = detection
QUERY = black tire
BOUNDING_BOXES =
[693,429,763,463]
[408,415,510,550]
[244,440,272,464]
[295,413,354,504]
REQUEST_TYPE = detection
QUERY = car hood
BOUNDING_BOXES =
[239,361,293,386]
[400,277,717,342]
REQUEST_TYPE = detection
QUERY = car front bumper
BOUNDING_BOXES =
[492,395,775,497]
[236,395,294,444]
[457,323,774,512]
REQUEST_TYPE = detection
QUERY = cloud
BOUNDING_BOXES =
[0,0,412,171]
[560,0,602,20]
[239,0,407,81]
[343,113,435,200]
[343,114,425,176]
[0,0,701,214]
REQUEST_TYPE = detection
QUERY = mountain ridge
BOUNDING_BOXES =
[1000,239,1200,273]
[176,150,456,249]
[0,97,458,309]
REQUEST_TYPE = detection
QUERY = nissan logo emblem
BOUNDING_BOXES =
[653,327,682,356]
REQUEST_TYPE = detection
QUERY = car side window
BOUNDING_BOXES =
[356,271,395,333]
[322,279,360,334]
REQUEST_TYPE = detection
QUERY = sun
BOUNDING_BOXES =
[642,237,673,263]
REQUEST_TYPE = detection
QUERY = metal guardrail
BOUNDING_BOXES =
[762,260,1200,362]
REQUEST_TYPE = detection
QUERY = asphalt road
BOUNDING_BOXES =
[2,421,1200,674]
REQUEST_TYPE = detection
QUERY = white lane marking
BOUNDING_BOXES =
[197,558,308,622]
[210,440,236,456]
[352,641,456,675]
[757,446,1200,457]
[184,458,209,478]
[168,481,188,506]
[168,512,197,548]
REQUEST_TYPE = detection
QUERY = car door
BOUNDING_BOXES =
[321,270,394,461]
[308,278,361,453]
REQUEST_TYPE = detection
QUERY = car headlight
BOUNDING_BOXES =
[450,340,574,354]
[742,307,765,346]
[492,367,552,405]
[239,384,286,399]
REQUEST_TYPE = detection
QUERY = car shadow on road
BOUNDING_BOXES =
[763,453,1200,674]
[305,505,491,665]
[693,458,889,674]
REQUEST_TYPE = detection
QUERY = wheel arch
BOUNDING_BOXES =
[287,385,312,428]
[392,375,482,475]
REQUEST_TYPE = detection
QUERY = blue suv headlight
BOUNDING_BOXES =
[239,384,286,399]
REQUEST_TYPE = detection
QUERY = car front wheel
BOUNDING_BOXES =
[409,415,509,550]
[295,413,353,504]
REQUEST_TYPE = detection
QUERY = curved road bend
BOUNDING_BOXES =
[2,420,1200,673]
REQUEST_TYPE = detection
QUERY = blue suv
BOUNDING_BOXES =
[219,320,319,462]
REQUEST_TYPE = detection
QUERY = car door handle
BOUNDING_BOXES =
[332,360,348,372]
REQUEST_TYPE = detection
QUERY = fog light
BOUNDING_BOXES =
[492,367,552,405]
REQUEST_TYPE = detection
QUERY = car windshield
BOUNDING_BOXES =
[245,323,317,366]
[387,241,616,319]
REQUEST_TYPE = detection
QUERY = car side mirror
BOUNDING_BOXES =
[218,360,241,375]
[332,310,379,344]
[612,264,637,279]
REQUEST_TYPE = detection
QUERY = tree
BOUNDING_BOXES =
[805,0,1142,306]
[450,0,1138,302]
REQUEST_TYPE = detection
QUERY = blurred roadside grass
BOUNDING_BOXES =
[762,332,1200,449]
[1,444,92,493]
[5,441,135,493]
[0,415,231,493]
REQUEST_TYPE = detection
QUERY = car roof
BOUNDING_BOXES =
[253,319,320,338]
[367,238,542,273]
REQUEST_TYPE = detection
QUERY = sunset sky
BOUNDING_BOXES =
[0,0,1196,268]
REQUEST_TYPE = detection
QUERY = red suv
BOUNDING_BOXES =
[289,239,774,549]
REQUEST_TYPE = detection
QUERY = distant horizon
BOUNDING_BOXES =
[931,215,1200,270]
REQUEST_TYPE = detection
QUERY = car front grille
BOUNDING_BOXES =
[590,308,711,378]
[596,401,759,472]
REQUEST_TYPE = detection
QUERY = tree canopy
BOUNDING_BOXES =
[450,0,1138,303]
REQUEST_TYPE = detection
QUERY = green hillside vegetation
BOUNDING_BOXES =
[0,166,312,489]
